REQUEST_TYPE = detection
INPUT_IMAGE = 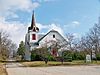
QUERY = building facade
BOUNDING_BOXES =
[25,12,67,61]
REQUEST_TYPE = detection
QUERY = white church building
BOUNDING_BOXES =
[25,12,67,61]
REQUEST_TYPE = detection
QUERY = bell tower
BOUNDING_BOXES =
[28,11,39,47]
[25,11,39,60]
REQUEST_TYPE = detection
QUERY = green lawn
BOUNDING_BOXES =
[21,60,100,67]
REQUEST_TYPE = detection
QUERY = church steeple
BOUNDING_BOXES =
[28,11,39,32]
[31,11,35,29]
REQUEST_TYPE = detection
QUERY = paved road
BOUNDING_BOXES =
[6,63,100,75]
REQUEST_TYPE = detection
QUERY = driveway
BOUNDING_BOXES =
[6,63,100,75]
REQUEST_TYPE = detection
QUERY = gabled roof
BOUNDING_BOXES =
[37,29,67,43]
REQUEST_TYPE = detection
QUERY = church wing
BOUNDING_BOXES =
[37,30,67,47]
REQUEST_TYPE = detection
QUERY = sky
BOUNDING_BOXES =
[0,0,100,46]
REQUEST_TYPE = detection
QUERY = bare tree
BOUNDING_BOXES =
[66,33,75,51]
[0,30,16,60]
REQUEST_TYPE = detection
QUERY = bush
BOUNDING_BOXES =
[96,53,100,60]
[62,51,72,62]
[31,53,42,61]
[46,55,56,61]
[77,54,85,60]
[64,56,72,62]
[72,52,77,60]
[62,50,85,60]
[31,53,36,61]
[31,52,56,61]
[72,51,85,60]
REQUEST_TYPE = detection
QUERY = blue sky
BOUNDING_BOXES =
[36,0,100,35]
[0,0,100,45]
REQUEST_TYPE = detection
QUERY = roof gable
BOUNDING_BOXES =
[37,30,67,43]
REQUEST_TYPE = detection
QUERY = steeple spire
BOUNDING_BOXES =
[31,11,36,29]
[28,11,39,32]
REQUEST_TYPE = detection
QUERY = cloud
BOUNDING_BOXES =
[37,0,56,2]
[0,0,40,46]
[73,33,81,39]
[37,23,64,35]
[36,23,64,35]
[48,23,64,35]
[72,21,80,25]
[0,0,40,18]
[64,21,80,29]
[0,0,62,46]
[44,0,56,2]
[0,17,27,46]
[36,23,49,30]
[72,21,80,27]
[0,0,61,46]
[0,17,65,46]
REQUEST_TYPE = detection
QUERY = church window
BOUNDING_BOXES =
[53,34,55,38]
[32,34,36,40]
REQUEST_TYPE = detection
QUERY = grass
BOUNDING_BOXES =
[21,60,100,67]
[0,62,7,75]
